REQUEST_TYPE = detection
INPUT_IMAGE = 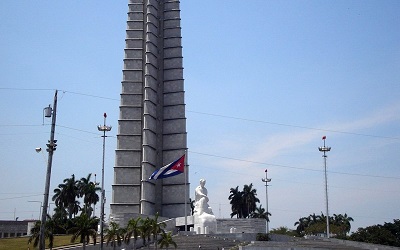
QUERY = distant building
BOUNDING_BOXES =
[0,220,36,238]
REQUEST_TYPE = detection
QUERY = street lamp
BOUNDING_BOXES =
[97,113,111,250]
[319,136,331,238]
[261,169,271,234]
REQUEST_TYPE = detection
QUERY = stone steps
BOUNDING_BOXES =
[140,234,241,250]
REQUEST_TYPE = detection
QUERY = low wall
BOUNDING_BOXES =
[217,218,266,234]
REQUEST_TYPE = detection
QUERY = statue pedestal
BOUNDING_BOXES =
[194,213,217,234]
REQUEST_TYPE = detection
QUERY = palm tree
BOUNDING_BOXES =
[68,213,99,250]
[150,213,166,249]
[52,174,80,219]
[78,173,100,217]
[242,183,260,218]
[125,217,142,250]
[28,215,55,250]
[139,217,152,248]
[228,186,243,218]
[158,231,177,249]
[332,213,354,236]
[309,213,322,227]
[342,213,354,234]
[250,204,271,222]
[104,221,125,250]
[294,217,309,236]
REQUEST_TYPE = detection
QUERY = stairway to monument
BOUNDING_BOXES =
[242,237,400,250]
[167,234,241,250]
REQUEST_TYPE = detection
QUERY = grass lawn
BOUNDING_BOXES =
[0,235,82,250]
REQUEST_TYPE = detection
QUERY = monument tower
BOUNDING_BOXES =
[111,0,188,221]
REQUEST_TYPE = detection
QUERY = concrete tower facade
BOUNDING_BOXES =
[111,0,188,220]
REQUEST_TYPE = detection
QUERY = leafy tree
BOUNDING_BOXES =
[270,226,297,236]
[158,231,177,249]
[382,219,400,246]
[68,213,99,250]
[125,217,142,250]
[350,225,398,246]
[104,221,126,250]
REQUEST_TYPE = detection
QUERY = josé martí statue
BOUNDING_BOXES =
[193,179,217,234]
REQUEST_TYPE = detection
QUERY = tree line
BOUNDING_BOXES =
[28,174,176,249]
[228,184,400,247]
[294,212,353,237]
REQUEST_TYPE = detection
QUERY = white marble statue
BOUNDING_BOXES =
[194,179,213,215]
[193,179,216,234]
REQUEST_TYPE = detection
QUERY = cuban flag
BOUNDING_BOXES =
[149,155,185,180]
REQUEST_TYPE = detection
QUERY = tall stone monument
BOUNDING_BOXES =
[111,0,188,221]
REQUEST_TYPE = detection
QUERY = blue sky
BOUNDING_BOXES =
[0,1,399,233]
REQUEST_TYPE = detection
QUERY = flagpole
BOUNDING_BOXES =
[184,150,188,232]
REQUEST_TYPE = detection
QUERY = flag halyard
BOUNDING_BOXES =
[149,154,185,180]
